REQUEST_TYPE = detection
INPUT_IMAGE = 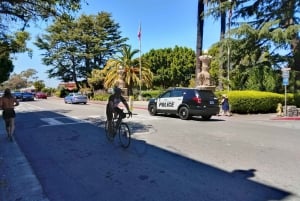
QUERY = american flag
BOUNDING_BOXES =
[138,23,141,41]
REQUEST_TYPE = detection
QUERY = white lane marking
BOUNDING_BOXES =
[39,117,88,127]
[40,118,64,125]
[15,102,44,112]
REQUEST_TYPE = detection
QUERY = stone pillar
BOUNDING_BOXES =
[115,67,128,96]
[196,54,216,91]
[116,67,125,88]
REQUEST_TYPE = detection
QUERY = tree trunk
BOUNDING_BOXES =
[287,0,300,93]
[218,0,228,91]
[196,0,205,86]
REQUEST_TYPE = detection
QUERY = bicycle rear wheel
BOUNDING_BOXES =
[105,120,114,142]
[118,122,131,148]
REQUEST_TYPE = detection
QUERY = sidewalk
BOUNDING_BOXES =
[0,119,49,201]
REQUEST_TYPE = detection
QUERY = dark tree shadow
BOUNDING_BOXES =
[11,111,292,201]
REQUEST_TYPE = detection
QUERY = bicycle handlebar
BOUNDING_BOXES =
[123,112,132,118]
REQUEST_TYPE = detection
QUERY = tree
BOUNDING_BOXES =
[0,31,31,83]
[204,0,234,90]
[87,69,105,91]
[35,12,127,89]
[33,80,46,92]
[196,0,206,86]
[0,0,83,36]
[231,0,300,92]
[0,53,14,84]
[2,73,27,90]
[1,68,39,89]
[102,45,153,95]
[0,0,84,82]
[143,46,196,88]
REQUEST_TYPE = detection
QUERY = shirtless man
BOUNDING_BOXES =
[0,88,19,141]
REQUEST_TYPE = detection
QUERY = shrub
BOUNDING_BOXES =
[93,93,110,101]
[141,90,163,100]
[294,93,300,107]
[216,90,294,114]
[55,88,68,98]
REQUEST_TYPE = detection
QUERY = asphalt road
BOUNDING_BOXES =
[0,98,300,201]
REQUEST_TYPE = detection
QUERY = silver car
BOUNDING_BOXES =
[64,93,88,104]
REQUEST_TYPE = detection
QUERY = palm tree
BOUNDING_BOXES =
[197,0,232,89]
[196,0,206,86]
[103,45,153,95]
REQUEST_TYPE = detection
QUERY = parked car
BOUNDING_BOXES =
[21,92,35,101]
[13,92,23,99]
[148,87,219,120]
[64,93,87,104]
[35,92,47,99]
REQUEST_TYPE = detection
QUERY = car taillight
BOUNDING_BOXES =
[192,96,202,104]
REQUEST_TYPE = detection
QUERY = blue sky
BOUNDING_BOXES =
[12,0,221,87]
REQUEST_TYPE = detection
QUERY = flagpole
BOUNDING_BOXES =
[138,22,142,100]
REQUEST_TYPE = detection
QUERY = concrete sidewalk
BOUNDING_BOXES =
[0,118,49,201]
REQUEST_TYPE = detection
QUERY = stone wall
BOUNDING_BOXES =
[284,105,300,117]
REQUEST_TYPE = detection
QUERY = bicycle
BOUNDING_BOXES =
[105,112,132,148]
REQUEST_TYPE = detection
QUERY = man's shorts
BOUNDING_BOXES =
[2,108,16,120]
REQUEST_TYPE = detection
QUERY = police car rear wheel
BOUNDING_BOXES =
[178,107,190,120]
[148,105,157,116]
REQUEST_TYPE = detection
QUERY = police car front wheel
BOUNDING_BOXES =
[178,107,190,120]
[148,104,157,116]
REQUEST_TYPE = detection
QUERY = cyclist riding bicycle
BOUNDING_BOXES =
[106,87,132,133]
[0,88,19,141]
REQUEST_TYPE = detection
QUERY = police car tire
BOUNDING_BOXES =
[148,104,157,116]
[178,106,190,120]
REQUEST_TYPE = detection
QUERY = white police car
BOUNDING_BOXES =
[148,87,219,120]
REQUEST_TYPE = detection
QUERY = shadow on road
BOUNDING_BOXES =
[10,110,292,201]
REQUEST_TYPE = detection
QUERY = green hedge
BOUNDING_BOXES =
[141,90,163,100]
[92,93,110,101]
[216,90,295,114]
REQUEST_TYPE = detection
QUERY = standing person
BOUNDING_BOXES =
[0,88,19,141]
[221,94,230,116]
[106,87,132,134]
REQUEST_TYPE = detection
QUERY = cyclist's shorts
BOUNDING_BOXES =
[2,108,16,120]
[114,107,126,118]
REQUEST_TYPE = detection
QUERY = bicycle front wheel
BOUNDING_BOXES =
[118,123,131,148]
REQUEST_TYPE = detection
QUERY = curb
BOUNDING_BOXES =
[271,116,300,120]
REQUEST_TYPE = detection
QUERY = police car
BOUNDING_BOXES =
[148,87,219,120]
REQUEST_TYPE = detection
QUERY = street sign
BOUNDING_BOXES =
[282,68,290,86]
[283,77,289,85]
[282,68,291,78]
[282,71,290,78]
[281,68,290,116]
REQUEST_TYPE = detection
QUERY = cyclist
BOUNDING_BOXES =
[106,87,132,133]
[0,88,19,141]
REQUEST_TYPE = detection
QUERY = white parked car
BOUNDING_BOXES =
[64,93,88,104]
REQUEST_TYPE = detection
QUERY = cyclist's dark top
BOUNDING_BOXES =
[108,94,127,109]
